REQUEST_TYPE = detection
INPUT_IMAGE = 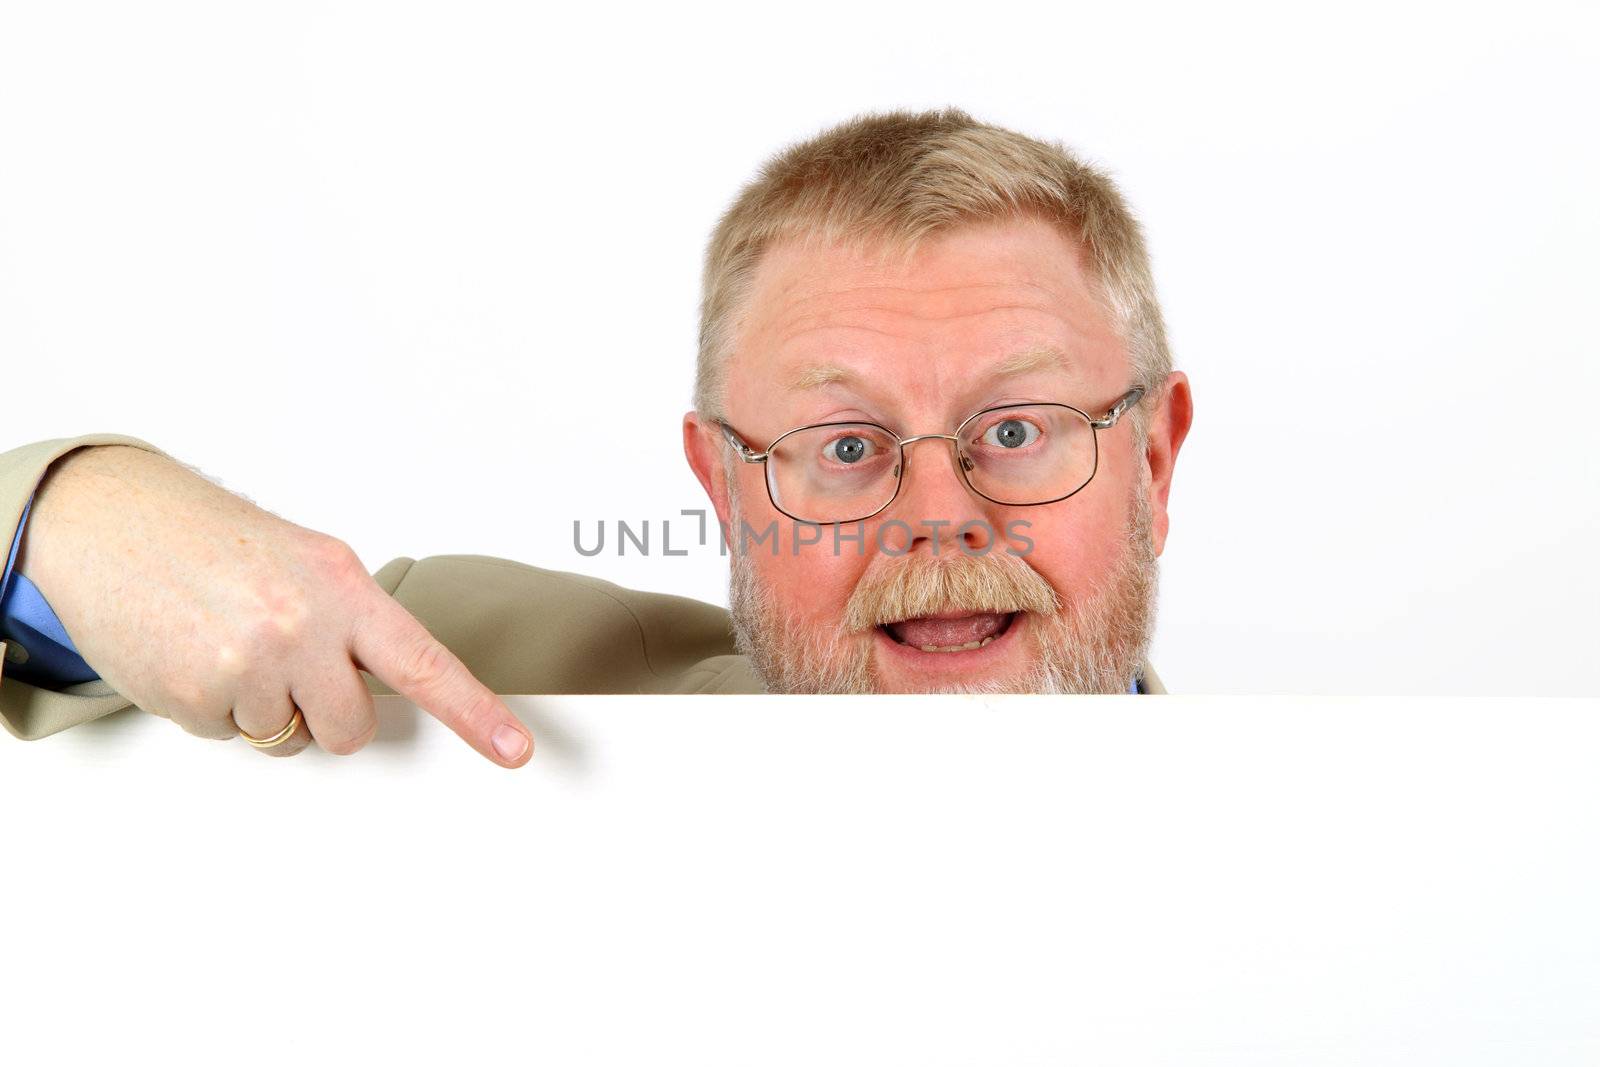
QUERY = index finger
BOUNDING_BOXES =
[349,592,534,767]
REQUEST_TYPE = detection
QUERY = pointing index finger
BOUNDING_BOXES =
[350,593,533,767]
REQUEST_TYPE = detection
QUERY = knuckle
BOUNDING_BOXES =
[241,612,298,655]
[242,582,315,648]
[317,716,377,756]
[303,533,364,582]
[456,692,501,735]
[394,636,454,693]
[222,600,306,671]
[305,696,377,756]
[319,736,358,757]
[174,712,232,741]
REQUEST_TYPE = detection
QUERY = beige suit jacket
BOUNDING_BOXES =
[0,433,1165,741]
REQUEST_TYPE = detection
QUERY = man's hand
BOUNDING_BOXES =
[14,445,533,766]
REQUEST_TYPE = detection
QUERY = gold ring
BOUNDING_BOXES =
[237,707,304,749]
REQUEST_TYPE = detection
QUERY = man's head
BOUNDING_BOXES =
[683,108,1192,693]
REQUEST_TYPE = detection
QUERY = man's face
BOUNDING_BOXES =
[685,214,1190,693]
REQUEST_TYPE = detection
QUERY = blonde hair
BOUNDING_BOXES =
[695,107,1172,429]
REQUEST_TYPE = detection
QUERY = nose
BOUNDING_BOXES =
[881,435,998,556]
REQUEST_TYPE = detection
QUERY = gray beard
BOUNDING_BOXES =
[726,475,1159,695]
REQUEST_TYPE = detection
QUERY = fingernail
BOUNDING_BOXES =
[492,724,530,762]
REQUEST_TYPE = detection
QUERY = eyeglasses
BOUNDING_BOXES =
[717,386,1145,525]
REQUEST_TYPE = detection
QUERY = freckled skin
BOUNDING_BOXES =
[685,215,1192,691]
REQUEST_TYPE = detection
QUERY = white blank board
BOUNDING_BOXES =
[3,695,1597,1065]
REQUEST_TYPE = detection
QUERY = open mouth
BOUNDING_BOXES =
[878,610,1019,653]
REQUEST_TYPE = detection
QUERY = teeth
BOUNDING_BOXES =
[915,635,998,653]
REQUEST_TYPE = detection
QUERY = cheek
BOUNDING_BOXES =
[749,522,872,625]
[1013,474,1133,590]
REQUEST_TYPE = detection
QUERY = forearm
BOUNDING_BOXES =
[17,444,222,608]
[0,433,177,738]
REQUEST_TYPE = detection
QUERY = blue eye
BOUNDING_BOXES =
[825,435,869,463]
[983,418,1040,449]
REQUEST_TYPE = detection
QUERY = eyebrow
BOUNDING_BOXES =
[785,345,1074,391]
[992,345,1075,377]
[787,363,855,390]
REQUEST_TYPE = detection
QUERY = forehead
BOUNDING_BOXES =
[726,214,1127,423]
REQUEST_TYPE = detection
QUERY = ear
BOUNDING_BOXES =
[1143,371,1193,557]
[683,410,736,534]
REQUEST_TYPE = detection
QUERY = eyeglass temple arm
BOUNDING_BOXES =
[1090,386,1147,430]
[717,420,768,462]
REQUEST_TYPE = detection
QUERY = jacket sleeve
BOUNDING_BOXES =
[364,554,744,695]
[0,433,175,740]
[1,491,103,688]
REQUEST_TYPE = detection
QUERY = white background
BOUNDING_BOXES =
[2,0,1595,696]
[4,8,1598,1061]
[3,694,1598,1065]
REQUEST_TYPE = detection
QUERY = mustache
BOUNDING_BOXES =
[843,550,1062,633]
